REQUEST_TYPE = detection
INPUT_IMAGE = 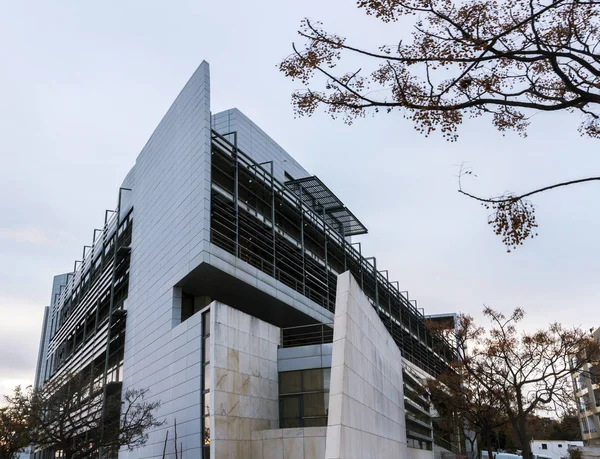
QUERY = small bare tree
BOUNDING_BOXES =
[7,372,163,459]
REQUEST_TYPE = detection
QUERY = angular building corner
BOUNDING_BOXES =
[33,61,460,459]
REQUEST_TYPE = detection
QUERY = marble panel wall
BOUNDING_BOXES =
[210,302,280,459]
[325,271,408,459]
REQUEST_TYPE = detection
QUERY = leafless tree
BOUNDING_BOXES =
[428,368,508,459]
[6,372,163,459]
[453,307,599,459]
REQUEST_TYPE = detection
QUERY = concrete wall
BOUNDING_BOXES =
[210,302,280,459]
[325,271,408,459]
[250,427,327,459]
[120,61,212,458]
[410,448,436,459]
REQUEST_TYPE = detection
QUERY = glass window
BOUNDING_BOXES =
[203,392,211,416]
[203,337,210,363]
[303,393,327,417]
[303,369,324,392]
[203,310,210,337]
[282,418,302,428]
[279,368,330,428]
[204,365,211,391]
[542,444,548,450]
[281,396,301,418]
[303,417,327,427]
[280,371,302,394]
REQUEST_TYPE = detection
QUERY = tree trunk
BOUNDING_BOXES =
[518,414,531,459]
[513,390,532,459]
[484,428,495,459]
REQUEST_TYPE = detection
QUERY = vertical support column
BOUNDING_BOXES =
[403,292,412,350]
[103,211,115,265]
[323,208,330,311]
[381,270,393,339]
[366,257,378,309]
[412,300,421,344]
[357,244,363,290]
[341,225,347,271]
[299,186,306,296]
[269,162,276,278]
[391,281,401,341]
[232,133,239,258]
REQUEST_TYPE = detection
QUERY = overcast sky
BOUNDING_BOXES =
[0,0,598,396]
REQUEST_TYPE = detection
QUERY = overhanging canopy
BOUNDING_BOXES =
[285,176,368,236]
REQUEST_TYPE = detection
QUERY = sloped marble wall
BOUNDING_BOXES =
[325,271,408,459]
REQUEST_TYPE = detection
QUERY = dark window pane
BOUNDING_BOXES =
[323,368,331,391]
[281,395,301,418]
[302,369,324,392]
[303,393,327,417]
[280,371,302,394]
[303,417,328,427]
[203,337,210,363]
[182,293,194,322]
[204,364,211,391]
[282,418,302,428]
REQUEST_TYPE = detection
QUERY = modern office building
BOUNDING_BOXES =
[572,327,600,446]
[34,61,458,459]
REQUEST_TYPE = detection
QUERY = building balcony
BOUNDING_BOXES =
[583,430,600,441]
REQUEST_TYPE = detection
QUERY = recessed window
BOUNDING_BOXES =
[201,309,211,459]
[279,368,330,428]
[542,444,548,450]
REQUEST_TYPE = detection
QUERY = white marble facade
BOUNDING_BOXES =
[65,59,419,458]
[325,271,409,459]
[210,302,280,459]
[251,427,327,459]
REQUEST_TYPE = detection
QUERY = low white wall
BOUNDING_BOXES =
[250,427,326,459]
[409,447,435,459]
